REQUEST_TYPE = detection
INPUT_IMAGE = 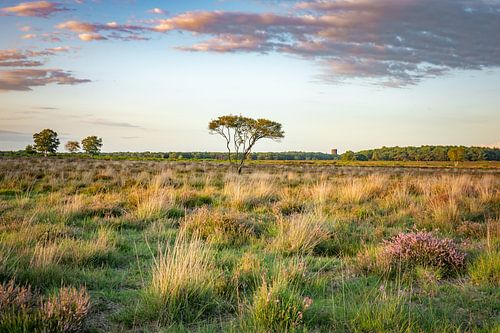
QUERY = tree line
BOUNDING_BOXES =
[24,129,103,156]
[343,145,499,162]
[4,125,499,163]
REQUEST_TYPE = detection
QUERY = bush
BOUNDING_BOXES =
[41,287,90,333]
[0,280,90,333]
[382,231,466,275]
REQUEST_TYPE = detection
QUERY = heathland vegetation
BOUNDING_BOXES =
[0,157,498,332]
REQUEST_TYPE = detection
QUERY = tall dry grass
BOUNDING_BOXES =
[142,232,220,324]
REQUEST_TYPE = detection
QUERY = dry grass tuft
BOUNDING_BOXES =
[270,214,331,255]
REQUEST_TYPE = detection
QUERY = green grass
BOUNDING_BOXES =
[0,156,498,332]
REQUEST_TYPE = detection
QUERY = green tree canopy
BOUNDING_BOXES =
[82,136,103,155]
[209,115,284,173]
[33,129,60,156]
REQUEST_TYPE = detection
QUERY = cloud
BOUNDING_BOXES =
[0,129,31,143]
[33,106,58,110]
[78,33,106,41]
[1,1,67,17]
[0,69,90,91]
[0,48,71,67]
[152,1,500,86]
[148,8,166,15]
[0,48,87,92]
[86,119,141,128]
[56,20,151,41]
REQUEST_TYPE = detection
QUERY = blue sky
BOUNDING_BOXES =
[1,0,499,152]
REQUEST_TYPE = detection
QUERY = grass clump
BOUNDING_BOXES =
[469,250,499,286]
[270,214,331,256]
[183,207,259,246]
[141,232,221,325]
[248,274,312,332]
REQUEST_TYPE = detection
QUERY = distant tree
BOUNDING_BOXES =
[33,129,59,156]
[448,147,465,166]
[341,151,356,161]
[209,115,284,173]
[82,136,103,155]
[65,141,80,153]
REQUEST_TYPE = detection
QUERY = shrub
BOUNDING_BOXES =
[0,280,90,333]
[469,251,499,286]
[41,287,91,333]
[0,280,34,311]
[382,231,466,275]
[142,233,220,324]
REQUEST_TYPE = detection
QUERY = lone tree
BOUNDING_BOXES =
[33,129,60,156]
[448,146,465,166]
[65,141,80,153]
[208,115,239,162]
[82,136,103,155]
[209,115,284,173]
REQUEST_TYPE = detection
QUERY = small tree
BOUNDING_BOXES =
[33,129,59,156]
[65,141,80,153]
[448,147,465,166]
[209,115,284,174]
[82,136,103,155]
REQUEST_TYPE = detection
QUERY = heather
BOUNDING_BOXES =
[0,157,498,332]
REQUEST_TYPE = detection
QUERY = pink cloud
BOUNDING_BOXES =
[0,68,90,91]
[78,33,106,41]
[1,1,67,17]
[56,20,151,41]
[150,1,500,86]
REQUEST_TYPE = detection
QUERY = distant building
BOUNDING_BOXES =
[331,149,338,156]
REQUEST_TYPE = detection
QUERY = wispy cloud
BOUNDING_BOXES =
[56,20,151,41]
[0,69,90,91]
[0,129,31,143]
[1,1,68,18]
[0,47,88,91]
[86,119,141,128]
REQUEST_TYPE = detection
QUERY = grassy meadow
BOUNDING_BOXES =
[0,157,498,332]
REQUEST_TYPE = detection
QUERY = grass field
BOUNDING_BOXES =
[0,157,498,332]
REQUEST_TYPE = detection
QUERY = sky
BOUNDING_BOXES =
[0,0,499,153]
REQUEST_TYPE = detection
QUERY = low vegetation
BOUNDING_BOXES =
[0,156,498,332]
